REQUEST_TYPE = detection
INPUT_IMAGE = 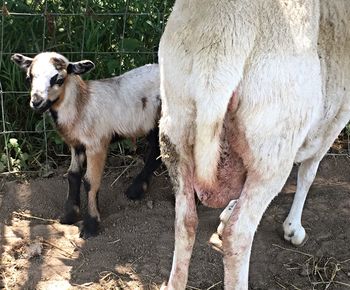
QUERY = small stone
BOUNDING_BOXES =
[147,200,154,209]
[42,170,54,178]
[24,239,43,258]
[299,265,309,277]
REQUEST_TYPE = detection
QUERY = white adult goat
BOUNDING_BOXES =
[159,0,350,289]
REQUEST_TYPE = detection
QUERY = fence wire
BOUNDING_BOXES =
[0,0,349,175]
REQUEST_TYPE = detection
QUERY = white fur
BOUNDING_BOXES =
[58,63,160,150]
[24,52,160,150]
[29,53,69,108]
[159,0,350,288]
[284,0,350,246]
[14,52,161,236]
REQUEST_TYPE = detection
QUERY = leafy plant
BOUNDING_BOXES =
[0,138,29,172]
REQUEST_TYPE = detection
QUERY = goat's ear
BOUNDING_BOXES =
[11,54,33,70]
[67,60,95,75]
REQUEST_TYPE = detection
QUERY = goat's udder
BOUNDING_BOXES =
[194,128,246,208]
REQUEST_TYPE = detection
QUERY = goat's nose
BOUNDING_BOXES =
[31,94,43,108]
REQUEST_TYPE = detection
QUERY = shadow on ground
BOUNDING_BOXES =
[0,155,349,289]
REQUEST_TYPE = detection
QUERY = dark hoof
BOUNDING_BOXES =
[80,215,99,239]
[125,181,148,200]
[60,207,80,225]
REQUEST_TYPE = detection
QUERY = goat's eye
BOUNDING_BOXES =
[50,74,64,87]
[56,77,64,86]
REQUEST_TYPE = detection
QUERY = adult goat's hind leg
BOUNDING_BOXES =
[159,132,197,290]
[222,172,292,289]
[126,128,162,200]
[80,144,108,239]
[165,168,197,290]
[61,145,86,225]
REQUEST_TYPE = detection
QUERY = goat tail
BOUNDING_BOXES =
[193,89,237,188]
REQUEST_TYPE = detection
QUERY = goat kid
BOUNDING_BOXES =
[159,0,350,289]
[12,52,161,238]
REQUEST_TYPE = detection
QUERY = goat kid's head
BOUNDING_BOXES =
[11,52,94,114]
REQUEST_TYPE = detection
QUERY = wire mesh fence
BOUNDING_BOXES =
[0,0,173,174]
[0,0,349,175]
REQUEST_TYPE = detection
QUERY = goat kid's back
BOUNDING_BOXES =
[82,65,160,147]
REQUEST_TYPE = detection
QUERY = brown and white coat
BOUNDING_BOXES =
[12,52,162,238]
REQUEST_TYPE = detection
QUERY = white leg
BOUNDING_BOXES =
[284,108,350,246]
[222,174,290,289]
[283,159,320,245]
[167,171,198,290]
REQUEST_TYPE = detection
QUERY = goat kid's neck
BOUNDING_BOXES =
[50,75,89,127]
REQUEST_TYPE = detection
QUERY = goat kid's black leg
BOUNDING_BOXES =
[81,178,100,239]
[126,128,162,200]
[61,145,85,225]
[80,146,107,239]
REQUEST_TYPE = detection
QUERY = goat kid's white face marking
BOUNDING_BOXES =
[11,53,69,114]
[12,53,95,114]
[27,55,67,113]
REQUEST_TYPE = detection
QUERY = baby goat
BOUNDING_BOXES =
[12,52,161,238]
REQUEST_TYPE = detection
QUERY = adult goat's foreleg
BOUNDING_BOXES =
[61,145,86,225]
[80,144,107,239]
[284,110,350,246]
[283,159,319,246]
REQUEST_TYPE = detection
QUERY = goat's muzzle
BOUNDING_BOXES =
[30,94,58,114]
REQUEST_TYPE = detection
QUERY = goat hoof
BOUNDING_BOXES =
[80,216,99,239]
[283,224,307,246]
[292,233,309,248]
[125,181,148,200]
[60,210,80,225]
[80,229,98,240]
[61,204,80,225]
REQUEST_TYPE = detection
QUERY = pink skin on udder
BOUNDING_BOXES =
[194,91,248,208]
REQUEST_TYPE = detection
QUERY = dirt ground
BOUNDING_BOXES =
[0,154,349,290]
